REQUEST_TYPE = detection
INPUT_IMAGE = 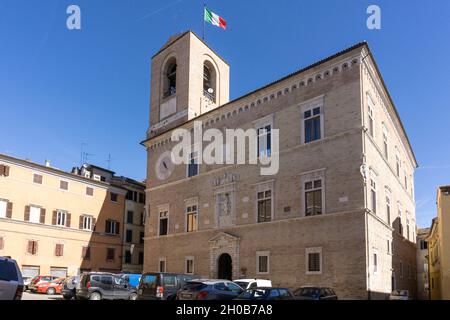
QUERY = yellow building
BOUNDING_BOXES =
[0,153,127,278]
[426,186,450,300]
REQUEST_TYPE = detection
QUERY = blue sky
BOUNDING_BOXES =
[1,0,449,228]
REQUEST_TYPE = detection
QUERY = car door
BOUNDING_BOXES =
[113,276,130,300]
[99,276,114,299]
[0,260,18,300]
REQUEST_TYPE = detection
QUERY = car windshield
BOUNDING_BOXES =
[238,289,268,299]
[234,281,249,289]
[296,288,320,297]
[0,260,18,281]
[184,282,207,291]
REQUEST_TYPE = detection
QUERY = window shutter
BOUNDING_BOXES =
[55,244,59,256]
[52,211,57,225]
[66,213,71,227]
[0,237,4,250]
[6,202,13,218]
[92,218,96,231]
[79,215,84,229]
[115,222,120,235]
[82,246,87,258]
[27,241,32,254]
[40,208,46,224]
[4,166,9,177]
[105,221,109,233]
[0,164,4,175]
[60,244,64,256]
[86,246,91,259]
[34,241,38,254]
[24,206,30,221]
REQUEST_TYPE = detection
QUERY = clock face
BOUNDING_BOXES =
[155,151,175,181]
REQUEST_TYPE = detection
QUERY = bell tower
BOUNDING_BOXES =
[147,31,230,137]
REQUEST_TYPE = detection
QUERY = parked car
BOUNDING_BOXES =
[76,272,138,300]
[23,277,33,291]
[293,286,338,300]
[35,277,65,295]
[233,279,272,290]
[0,256,24,300]
[61,276,80,300]
[28,275,59,292]
[120,274,142,288]
[389,290,410,300]
[137,272,197,300]
[235,287,294,300]
[177,279,244,300]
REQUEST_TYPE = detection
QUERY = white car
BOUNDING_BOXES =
[0,256,24,300]
[389,290,410,300]
[233,279,272,290]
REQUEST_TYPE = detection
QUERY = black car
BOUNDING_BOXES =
[61,276,80,300]
[235,287,294,300]
[177,280,244,300]
[293,287,338,300]
[76,272,137,300]
[137,272,197,300]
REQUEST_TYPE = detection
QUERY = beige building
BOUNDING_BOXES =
[416,228,430,300]
[426,186,450,300]
[0,154,127,278]
[142,31,418,299]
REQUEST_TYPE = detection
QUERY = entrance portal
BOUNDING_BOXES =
[217,253,232,280]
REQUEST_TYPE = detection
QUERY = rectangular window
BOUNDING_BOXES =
[124,250,132,264]
[56,211,67,227]
[126,229,133,243]
[304,107,322,143]
[0,236,4,250]
[373,253,378,273]
[29,206,41,224]
[257,125,272,156]
[55,244,64,257]
[305,180,322,216]
[0,200,7,218]
[186,205,198,232]
[159,259,166,272]
[257,252,269,274]
[82,246,91,260]
[110,192,118,202]
[27,240,38,255]
[33,173,43,184]
[106,248,115,261]
[59,180,69,191]
[81,215,93,231]
[307,253,321,273]
[257,190,272,223]
[404,172,408,190]
[86,187,94,196]
[126,190,133,200]
[370,179,377,214]
[138,252,144,265]
[139,193,145,204]
[386,196,391,225]
[127,211,134,224]
[396,152,401,177]
[105,220,119,235]
[367,96,374,137]
[387,240,391,255]
[0,164,10,177]
[420,240,428,250]
[187,152,199,178]
[159,211,168,236]
[185,257,194,275]
[382,126,389,159]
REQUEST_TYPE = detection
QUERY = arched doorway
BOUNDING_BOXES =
[217,253,232,280]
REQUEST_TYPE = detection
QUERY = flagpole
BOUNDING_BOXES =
[203,4,206,40]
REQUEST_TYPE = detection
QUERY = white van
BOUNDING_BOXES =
[234,279,272,290]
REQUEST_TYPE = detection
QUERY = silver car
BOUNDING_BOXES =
[0,256,24,300]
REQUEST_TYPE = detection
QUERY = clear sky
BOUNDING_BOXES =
[1,0,449,228]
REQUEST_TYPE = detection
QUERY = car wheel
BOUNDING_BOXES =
[47,288,56,295]
[129,293,138,300]
[89,292,102,300]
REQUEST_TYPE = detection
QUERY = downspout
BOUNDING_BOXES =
[360,53,371,300]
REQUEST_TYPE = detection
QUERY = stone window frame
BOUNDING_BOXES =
[385,187,392,226]
[372,248,379,275]
[305,247,322,275]
[369,168,378,215]
[299,169,326,217]
[59,179,69,191]
[254,180,275,223]
[366,92,375,138]
[185,256,195,275]
[299,95,325,145]
[252,114,274,159]
[256,251,270,275]
[382,122,389,160]
[157,204,170,236]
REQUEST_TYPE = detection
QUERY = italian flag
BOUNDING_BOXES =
[204,7,227,30]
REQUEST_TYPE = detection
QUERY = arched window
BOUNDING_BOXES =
[203,61,216,102]
[164,60,177,98]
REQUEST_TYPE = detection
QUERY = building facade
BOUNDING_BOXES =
[142,31,418,299]
[416,228,430,300]
[0,154,127,278]
[426,186,450,300]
